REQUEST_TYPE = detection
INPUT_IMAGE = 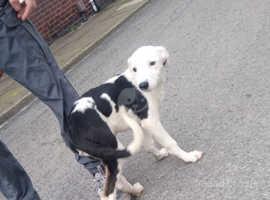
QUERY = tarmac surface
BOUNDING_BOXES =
[1,0,270,199]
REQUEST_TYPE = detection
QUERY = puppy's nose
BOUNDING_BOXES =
[139,81,149,90]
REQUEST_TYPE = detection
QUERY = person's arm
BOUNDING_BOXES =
[9,0,37,21]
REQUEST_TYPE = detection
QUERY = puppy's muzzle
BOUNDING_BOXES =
[139,81,149,91]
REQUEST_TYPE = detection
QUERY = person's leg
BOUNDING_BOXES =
[0,3,101,175]
[0,140,40,200]
[0,3,130,199]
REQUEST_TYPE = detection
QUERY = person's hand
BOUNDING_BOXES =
[9,0,37,21]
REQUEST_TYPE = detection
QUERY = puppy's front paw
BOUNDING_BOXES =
[183,151,203,163]
[132,182,144,197]
[155,148,169,161]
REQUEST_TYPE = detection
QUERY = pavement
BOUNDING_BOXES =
[1,0,270,200]
[0,0,149,125]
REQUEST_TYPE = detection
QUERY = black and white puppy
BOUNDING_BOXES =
[68,46,203,200]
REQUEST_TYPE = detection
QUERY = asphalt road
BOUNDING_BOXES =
[1,0,270,199]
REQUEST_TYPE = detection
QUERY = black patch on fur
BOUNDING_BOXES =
[67,109,127,197]
[68,108,130,161]
[82,76,148,120]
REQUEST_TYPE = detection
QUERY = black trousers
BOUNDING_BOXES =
[0,3,100,200]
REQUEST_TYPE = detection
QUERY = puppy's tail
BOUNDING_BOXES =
[93,147,131,160]
[75,143,131,161]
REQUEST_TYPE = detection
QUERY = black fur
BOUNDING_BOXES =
[67,75,148,197]
[68,107,126,197]
[68,107,130,161]
[83,75,148,120]
[68,93,131,197]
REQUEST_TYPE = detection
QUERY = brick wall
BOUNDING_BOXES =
[30,0,106,43]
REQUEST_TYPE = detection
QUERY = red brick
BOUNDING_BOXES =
[30,0,104,42]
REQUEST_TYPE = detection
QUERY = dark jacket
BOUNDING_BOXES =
[0,0,7,7]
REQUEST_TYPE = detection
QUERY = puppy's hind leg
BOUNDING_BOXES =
[116,174,144,197]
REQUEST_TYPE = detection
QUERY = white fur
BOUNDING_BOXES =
[126,46,168,91]
[72,97,95,113]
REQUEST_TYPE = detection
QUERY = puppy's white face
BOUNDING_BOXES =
[127,46,169,91]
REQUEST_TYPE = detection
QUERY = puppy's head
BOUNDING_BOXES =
[127,46,169,91]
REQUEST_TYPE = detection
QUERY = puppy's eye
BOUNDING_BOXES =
[133,67,137,72]
[150,61,156,66]
[163,59,167,66]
